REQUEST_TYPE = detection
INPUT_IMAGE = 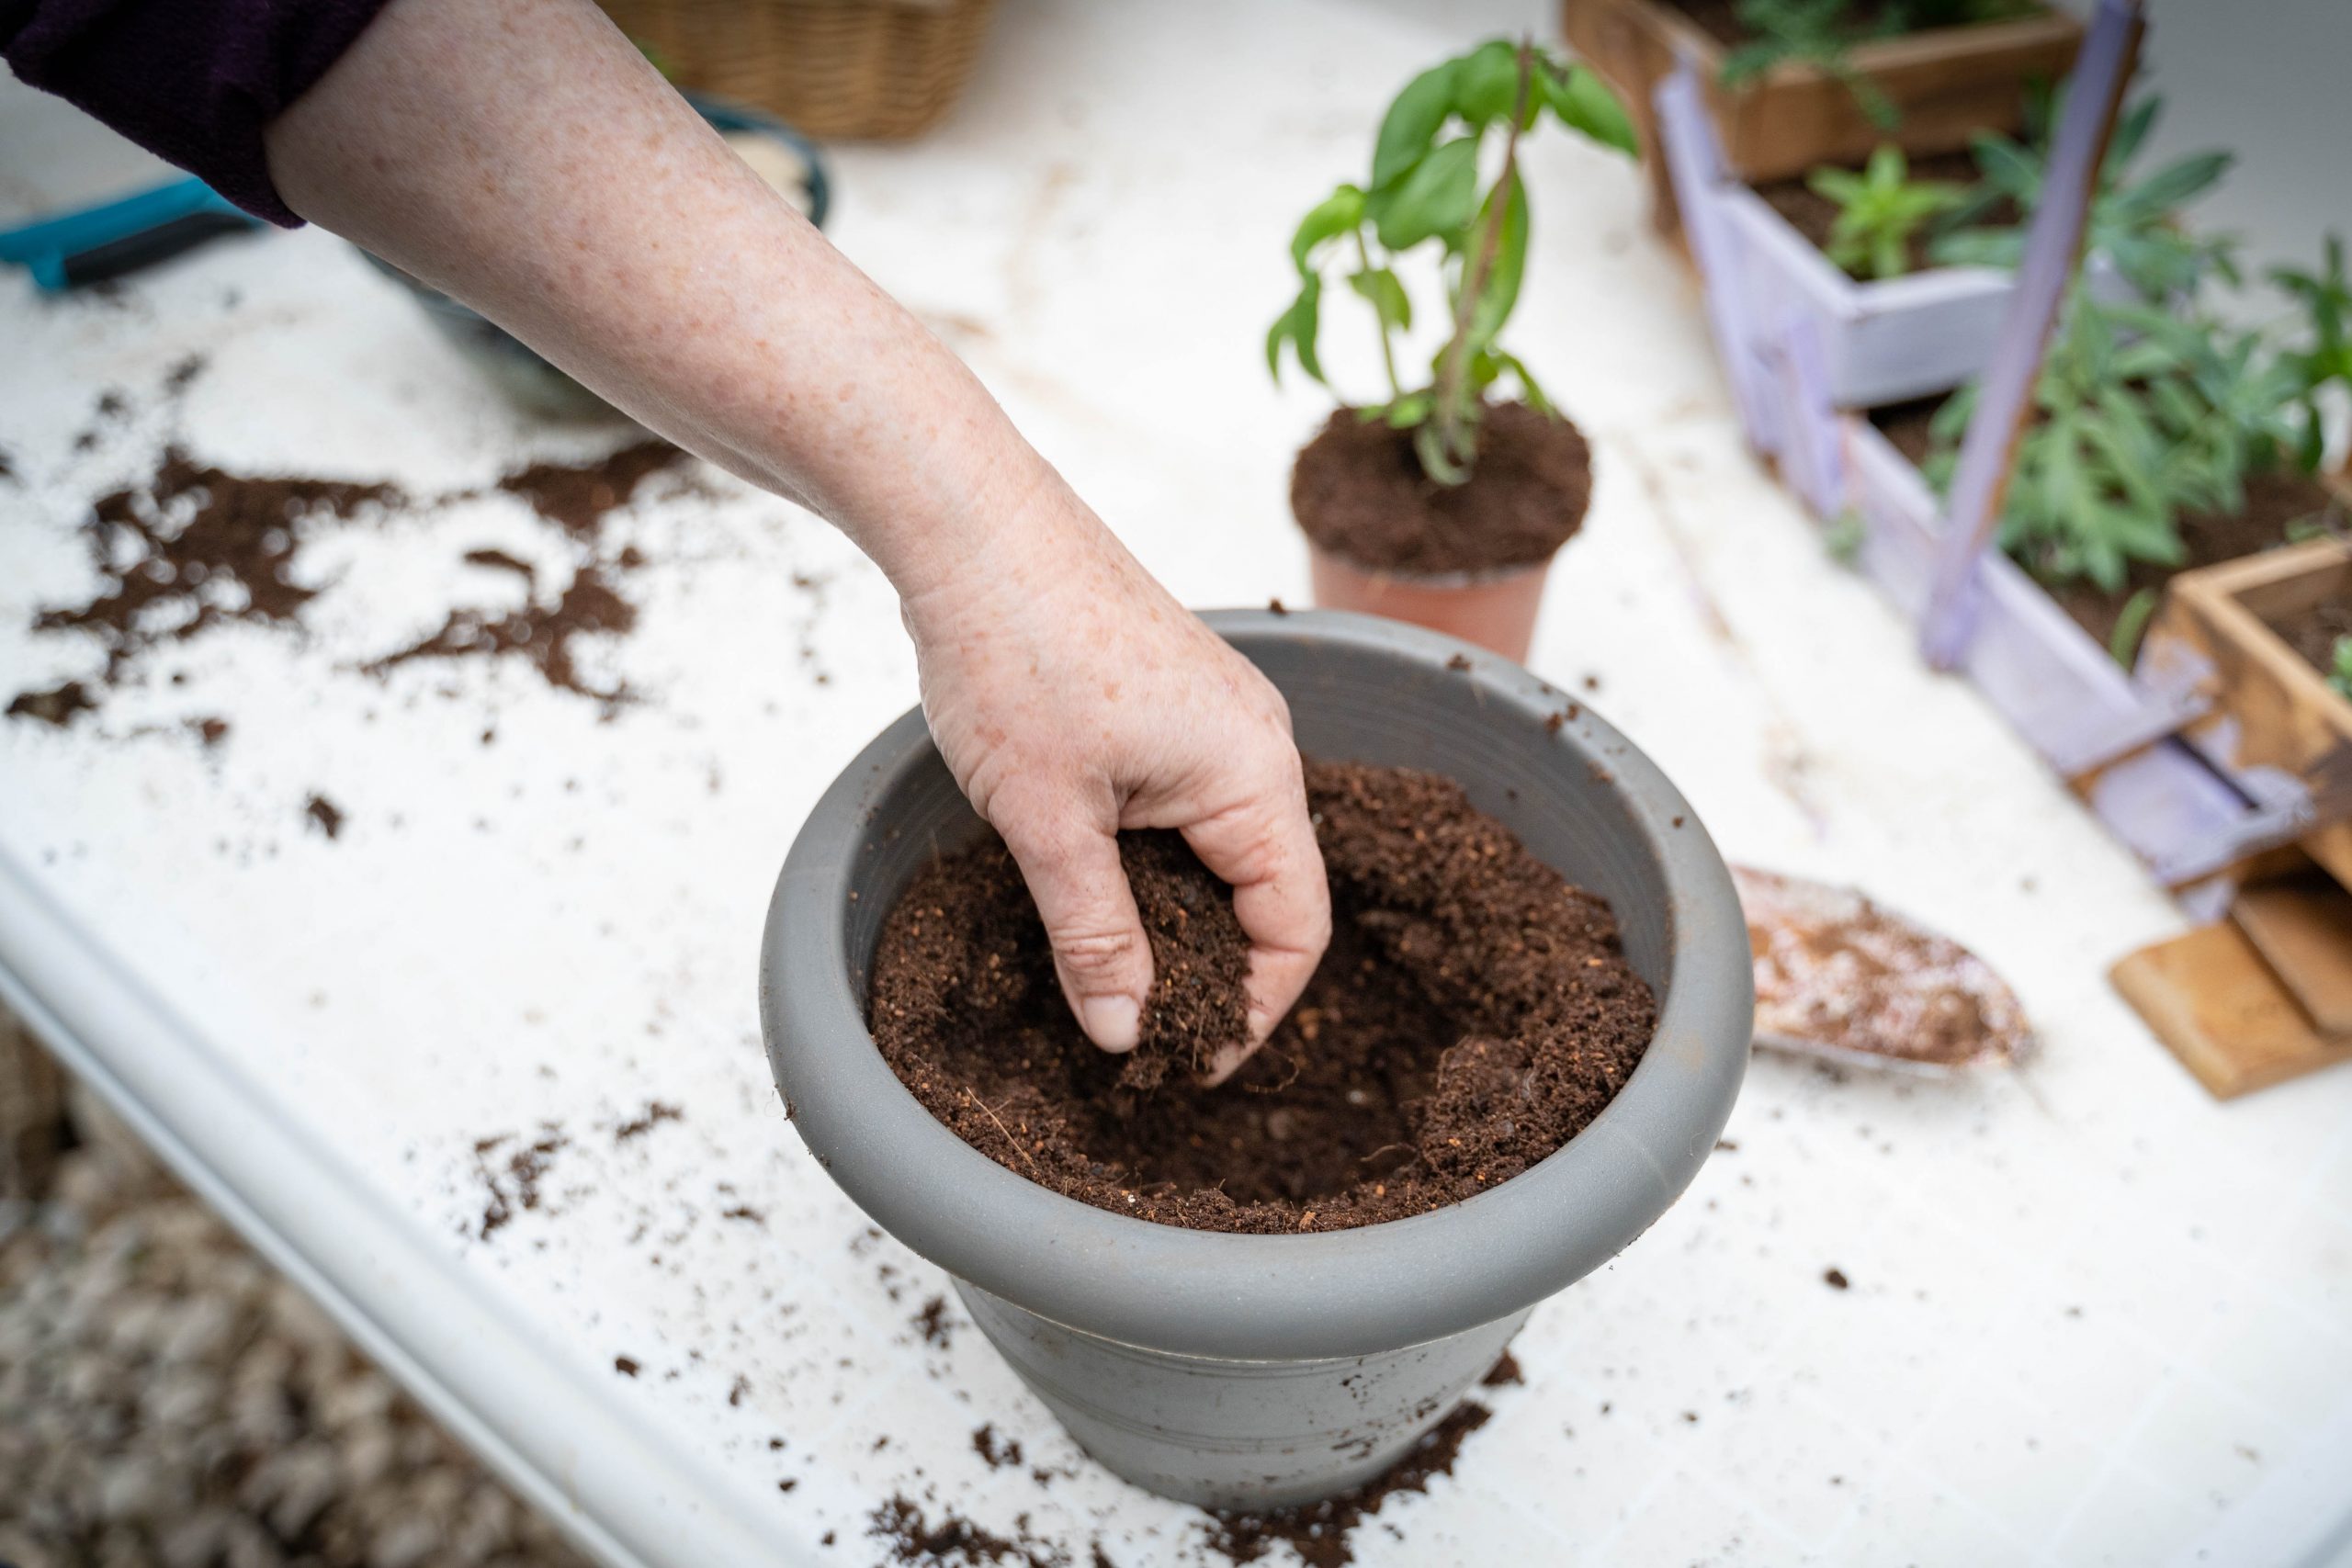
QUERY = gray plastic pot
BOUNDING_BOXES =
[760,608,1751,1508]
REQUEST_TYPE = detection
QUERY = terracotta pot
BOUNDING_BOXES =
[1308,545,1553,664]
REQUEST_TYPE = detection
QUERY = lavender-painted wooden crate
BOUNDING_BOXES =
[1663,2,2319,911]
[1656,67,2131,417]
[1838,415,2315,903]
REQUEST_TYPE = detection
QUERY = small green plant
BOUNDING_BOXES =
[1719,0,2028,127]
[1267,39,1635,484]
[1720,0,1900,127]
[2330,634,2352,701]
[1926,293,2299,595]
[1806,144,1967,280]
[1932,91,2238,299]
[2272,233,2352,471]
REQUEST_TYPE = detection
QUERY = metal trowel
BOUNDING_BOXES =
[1732,865,2033,1074]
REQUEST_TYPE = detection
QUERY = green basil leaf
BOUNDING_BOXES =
[1347,266,1413,333]
[1373,61,1460,190]
[1289,185,1366,276]
[1372,136,1481,251]
[1549,65,1637,157]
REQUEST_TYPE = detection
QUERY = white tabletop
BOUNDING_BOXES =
[4,3,2349,1565]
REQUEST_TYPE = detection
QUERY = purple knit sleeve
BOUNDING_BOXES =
[2,0,396,226]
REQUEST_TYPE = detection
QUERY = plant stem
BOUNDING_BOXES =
[1355,229,1406,405]
[1430,37,1534,480]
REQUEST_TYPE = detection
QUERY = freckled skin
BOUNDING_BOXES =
[265,0,1329,1067]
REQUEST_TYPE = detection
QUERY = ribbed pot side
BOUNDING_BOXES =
[760,608,1752,1508]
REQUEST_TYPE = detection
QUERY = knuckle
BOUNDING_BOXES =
[1054,926,1142,980]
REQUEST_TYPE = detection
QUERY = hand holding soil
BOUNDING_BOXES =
[901,493,1331,1071]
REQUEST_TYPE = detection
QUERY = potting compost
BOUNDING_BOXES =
[1290,405,1593,577]
[869,759,1657,1234]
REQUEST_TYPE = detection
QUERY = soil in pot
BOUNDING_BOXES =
[866,760,1657,1235]
[1872,402,2348,657]
[1291,404,1592,579]
[1751,150,2004,278]
[2273,597,2352,682]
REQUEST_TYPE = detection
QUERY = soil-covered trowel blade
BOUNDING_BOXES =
[1732,865,2033,1074]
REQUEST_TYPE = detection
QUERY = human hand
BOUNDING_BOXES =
[899,479,1329,1083]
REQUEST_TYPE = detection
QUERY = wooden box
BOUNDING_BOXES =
[1565,0,2081,232]
[2141,540,2352,889]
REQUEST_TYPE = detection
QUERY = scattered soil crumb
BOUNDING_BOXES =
[972,1424,1024,1470]
[470,1126,569,1238]
[1480,1351,1523,1387]
[615,1357,640,1377]
[1203,1402,1491,1567]
[6,680,96,728]
[914,1296,955,1349]
[1824,1268,1850,1291]
[192,715,229,746]
[614,1100,684,1143]
[868,1495,1058,1566]
[870,761,1655,1235]
[304,793,345,840]
[464,547,538,581]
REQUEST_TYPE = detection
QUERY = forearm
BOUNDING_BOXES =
[262,0,1070,604]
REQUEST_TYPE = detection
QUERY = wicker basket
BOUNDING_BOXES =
[599,0,996,141]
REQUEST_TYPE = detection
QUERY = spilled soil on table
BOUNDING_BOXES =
[866,760,1656,1235]
[9,417,695,726]
[1291,402,1590,577]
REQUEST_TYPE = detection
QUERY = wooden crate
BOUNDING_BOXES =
[2141,539,2352,889]
[2112,919,2352,1099]
[1565,0,2080,232]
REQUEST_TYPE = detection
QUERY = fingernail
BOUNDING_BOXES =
[1080,994,1141,1053]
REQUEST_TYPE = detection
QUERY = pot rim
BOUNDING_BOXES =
[760,609,1751,1361]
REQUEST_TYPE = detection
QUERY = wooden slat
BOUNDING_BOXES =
[2233,876,2352,1035]
[2111,922,2352,1099]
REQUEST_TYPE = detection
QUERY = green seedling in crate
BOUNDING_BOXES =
[1808,144,1967,281]
[2272,233,2352,472]
[1934,91,2238,299]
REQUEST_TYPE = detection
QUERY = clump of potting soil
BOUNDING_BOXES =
[1290,405,1592,577]
[6,681,97,728]
[34,448,402,683]
[1202,1401,1492,1568]
[497,440,684,539]
[866,760,1656,1235]
[364,441,694,714]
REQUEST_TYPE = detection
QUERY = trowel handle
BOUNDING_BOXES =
[0,176,258,292]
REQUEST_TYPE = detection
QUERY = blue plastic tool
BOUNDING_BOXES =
[0,175,258,292]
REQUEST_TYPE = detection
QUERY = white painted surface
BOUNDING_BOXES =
[4,3,2350,1564]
